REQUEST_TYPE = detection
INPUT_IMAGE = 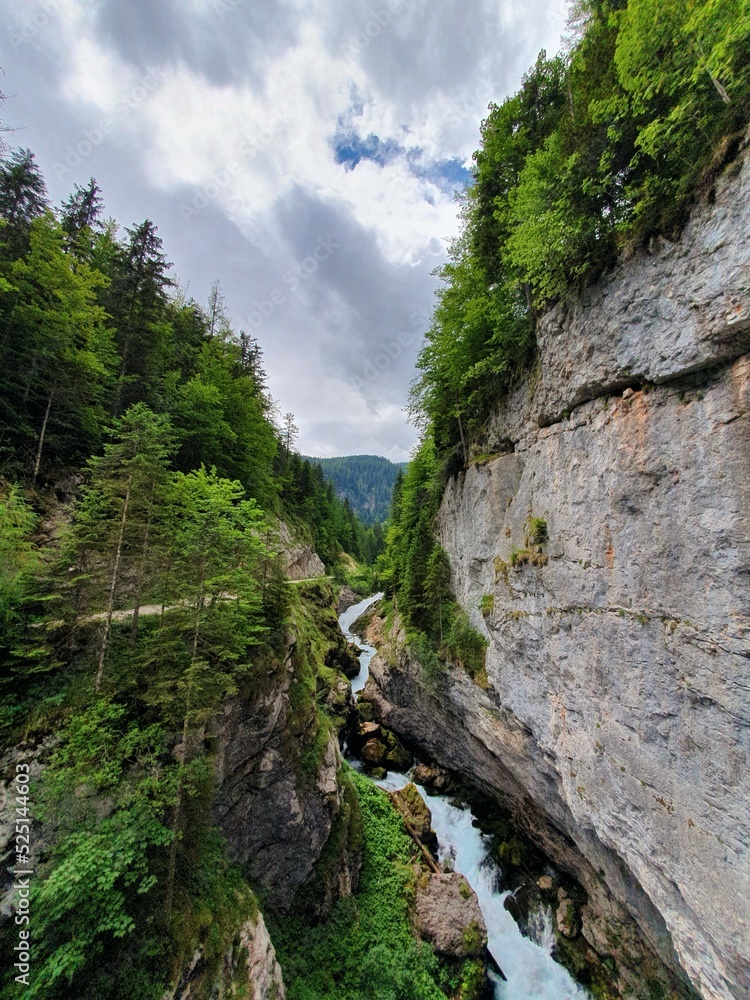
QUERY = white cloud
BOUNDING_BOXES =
[0,0,568,457]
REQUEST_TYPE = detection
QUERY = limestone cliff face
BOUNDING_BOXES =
[370,150,750,1000]
[214,588,361,915]
[278,520,326,579]
[166,909,286,1000]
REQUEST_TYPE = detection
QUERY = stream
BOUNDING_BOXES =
[339,595,589,1000]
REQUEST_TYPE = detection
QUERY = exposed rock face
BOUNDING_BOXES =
[277,520,325,579]
[369,152,750,1000]
[241,912,287,1000]
[0,744,52,919]
[414,872,487,957]
[166,909,286,1000]
[214,638,359,914]
[337,585,360,612]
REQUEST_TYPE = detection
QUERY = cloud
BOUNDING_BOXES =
[0,0,566,458]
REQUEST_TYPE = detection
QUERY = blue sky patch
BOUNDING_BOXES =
[332,128,471,195]
[413,156,472,192]
[333,131,406,169]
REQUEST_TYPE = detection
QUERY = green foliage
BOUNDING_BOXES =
[0,146,381,1000]
[409,630,445,688]
[0,213,116,477]
[497,835,526,868]
[613,0,750,238]
[379,437,446,635]
[22,700,177,999]
[479,593,495,616]
[0,482,37,630]
[461,921,485,956]
[307,454,406,525]
[272,768,449,1000]
[444,608,488,681]
[380,437,488,684]
[279,451,380,566]
[458,959,488,1000]
[411,0,750,462]
[527,517,548,545]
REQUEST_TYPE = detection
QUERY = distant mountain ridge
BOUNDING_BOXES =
[304,454,406,524]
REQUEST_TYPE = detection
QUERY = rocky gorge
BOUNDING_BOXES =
[362,147,750,999]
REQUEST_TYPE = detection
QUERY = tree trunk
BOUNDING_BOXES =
[130,490,154,644]
[456,407,468,466]
[32,387,54,486]
[95,470,133,692]
[710,74,731,104]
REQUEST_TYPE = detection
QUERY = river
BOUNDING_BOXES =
[339,594,590,1000]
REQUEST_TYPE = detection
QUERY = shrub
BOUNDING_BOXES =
[527,517,548,546]
[479,593,495,616]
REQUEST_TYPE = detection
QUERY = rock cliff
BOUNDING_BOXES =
[214,583,361,915]
[166,909,286,1000]
[277,520,326,580]
[367,148,750,999]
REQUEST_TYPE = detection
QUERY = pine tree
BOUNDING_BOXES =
[66,404,173,691]
[59,178,104,260]
[0,215,116,480]
[107,220,173,413]
[154,466,267,918]
[0,148,48,229]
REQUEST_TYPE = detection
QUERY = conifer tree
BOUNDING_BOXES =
[107,220,173,413]
[59,178,104,261]
[0,148,48,253]
[67,404,173,691]
[0,214,116,479]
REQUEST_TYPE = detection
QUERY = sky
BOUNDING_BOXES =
[1,0,567,461]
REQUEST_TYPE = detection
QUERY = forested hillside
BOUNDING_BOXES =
[305,454,405,525]
[0,153,378,998]
[385,0,750,661]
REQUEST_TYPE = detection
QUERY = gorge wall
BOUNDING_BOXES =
[214,578,361,916]
[366,149,750,999]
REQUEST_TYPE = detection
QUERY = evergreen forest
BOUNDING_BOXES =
[305,455,405,526]
[0,153,381,998]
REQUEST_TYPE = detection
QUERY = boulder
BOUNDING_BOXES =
[390,783,438,852]
[361,737,387,767]
[414,872,487,957]
[412,762,452,793]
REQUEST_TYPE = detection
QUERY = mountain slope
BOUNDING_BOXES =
[305,455,406,524]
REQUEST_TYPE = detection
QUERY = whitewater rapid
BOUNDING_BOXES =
[338,592,383,695]
[340,594,590,1000]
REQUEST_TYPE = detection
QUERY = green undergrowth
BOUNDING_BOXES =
[338,555,380,597]
[285,580,358,775]
[271,768,481,1000]
[378,440,488,689]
